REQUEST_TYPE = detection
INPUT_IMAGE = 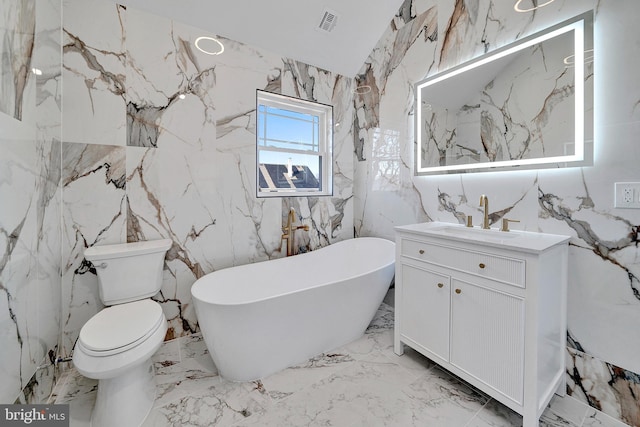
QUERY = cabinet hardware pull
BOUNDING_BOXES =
[455,288,462,294]
[437,283,444,288]
[419,249,425,254]
[479,263,485,269]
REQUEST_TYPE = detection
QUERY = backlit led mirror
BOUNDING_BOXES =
[415,12,593,175]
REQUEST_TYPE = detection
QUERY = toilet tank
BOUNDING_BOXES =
[84,239,172,305]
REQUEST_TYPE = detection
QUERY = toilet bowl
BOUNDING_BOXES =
[73,239,172,427]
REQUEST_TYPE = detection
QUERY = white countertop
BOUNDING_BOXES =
[395,221,571,253]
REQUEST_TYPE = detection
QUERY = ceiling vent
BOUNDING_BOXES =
[318,9,338,33]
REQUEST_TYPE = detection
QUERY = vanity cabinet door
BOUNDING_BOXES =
[401,264,450,362]
[450,279,525,404]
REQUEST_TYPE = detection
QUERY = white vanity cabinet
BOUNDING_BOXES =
[394,222,570,427]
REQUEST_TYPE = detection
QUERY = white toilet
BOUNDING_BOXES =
[73,239,172,427]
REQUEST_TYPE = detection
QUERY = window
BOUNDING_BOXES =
[256,90,333,197]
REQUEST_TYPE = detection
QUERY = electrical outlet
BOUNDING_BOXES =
[615,182,640,208]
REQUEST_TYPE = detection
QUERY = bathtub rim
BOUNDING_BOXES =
[191,236,395,307]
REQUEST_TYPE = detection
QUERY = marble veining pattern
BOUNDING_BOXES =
[62,0,126,146]
[58,0,355,349]
[61,143,127,356]
[50,301,627,427]
[1,6,637,427]
[124,8,219,149]
[0,0,62,404]
[353,1,639,426]
[566,348,640,427]
[0,0,35,121]
[424,29,578,166]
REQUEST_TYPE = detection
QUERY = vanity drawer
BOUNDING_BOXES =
[401,239,525,287]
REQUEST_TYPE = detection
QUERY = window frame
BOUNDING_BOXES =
[256,90,333,198]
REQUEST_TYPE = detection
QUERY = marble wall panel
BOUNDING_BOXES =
[567,347,640,427]
[0,0,35,121]
[125,145,282,338]
[23,139,62,405]
[60,143,126,356]
[58,0,355,347]
[62,0,126,145]
[33,0,62,144]
[354,4,438,239]
[1,139,41,403]
[0,131,61,404]
[125,9,214,149]
[354,0,639,425]
[0,0,62,404]
[32,0,63,395]
[538,165,640,376]
[537,0,640,392]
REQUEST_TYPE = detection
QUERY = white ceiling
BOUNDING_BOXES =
[115,0,405,77]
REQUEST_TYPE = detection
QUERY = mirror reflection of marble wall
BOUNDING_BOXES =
[479,32,575,162]
[418,14,593,173]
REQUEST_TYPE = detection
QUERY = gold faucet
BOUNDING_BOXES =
[479,194,490,229]
[500,218,520,232]
[281,208,309,256]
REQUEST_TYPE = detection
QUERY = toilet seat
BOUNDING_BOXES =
[78,299,165,357]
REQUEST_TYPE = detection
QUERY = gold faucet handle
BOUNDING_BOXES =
[500,218,520,232]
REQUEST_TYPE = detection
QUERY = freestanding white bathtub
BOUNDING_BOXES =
[191,237,395,382]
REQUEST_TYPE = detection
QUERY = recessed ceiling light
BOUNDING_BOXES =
[514,0,557,13]
[31,68,42,75]
[178,94,186,100]
[195,36,224,55]
[353,85,371,95]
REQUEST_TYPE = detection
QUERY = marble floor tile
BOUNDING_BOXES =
[365,302,395,333]
[402,366,490,426]
[179,333,210,360]
[540,411,582,427]
[142,379,267,427]
[546,394,590,426]
[154,367,221,409]
[464,398,584,427]
[257,351,358,402]
[466,398,524,427]
[340,327,393,356]
[581,409,631,427]
[65,392,95,427]
[151,337,181,366]
[49,301,618,427]
[53,369,98,404]
[235,359,422,427]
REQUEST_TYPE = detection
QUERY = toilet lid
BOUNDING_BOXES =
[79,300,164,353]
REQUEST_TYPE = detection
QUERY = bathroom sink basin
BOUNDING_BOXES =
[394,221,571,253]
[431,226,518,239]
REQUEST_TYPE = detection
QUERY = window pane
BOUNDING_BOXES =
[258,151,322,191]
[256,90,332,197]
[257,105,319,152]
